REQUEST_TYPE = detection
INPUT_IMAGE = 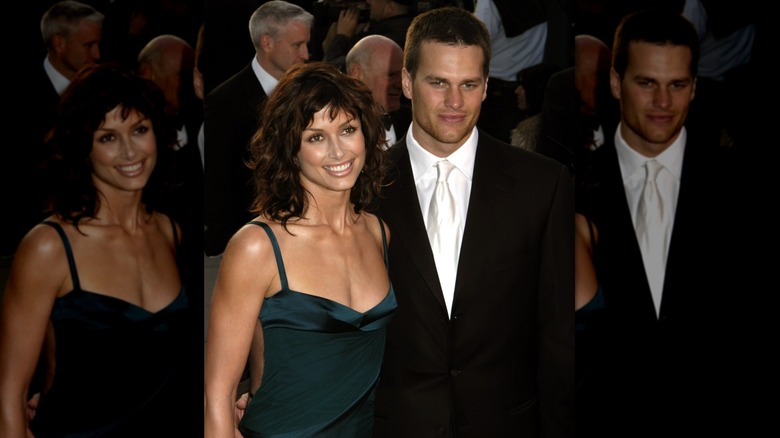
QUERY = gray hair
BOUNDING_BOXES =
[40,1,104,48]
[248,0,313,51]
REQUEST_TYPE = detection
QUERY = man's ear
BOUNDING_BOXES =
[138,63,155,81]
[346,62,362,81]
[401,68,412,100]
[482,77,488,102]
[609,67,621,100]
[259,34,273,53]
[52,34,66,54]
[690,77,697,101]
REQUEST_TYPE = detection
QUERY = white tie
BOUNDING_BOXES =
[427,160,461,315]
[635,159,668,317]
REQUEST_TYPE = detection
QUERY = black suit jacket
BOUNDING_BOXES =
[580,131,742,432]
[374,132,574,437]
[3,63,61,254]
[203,62,267,256]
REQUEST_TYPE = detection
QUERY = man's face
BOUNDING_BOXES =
[55,19,102,79]
[263,20,310,79]
[611,42,695,157]
[402,42,487,157]
[360,45,403,112]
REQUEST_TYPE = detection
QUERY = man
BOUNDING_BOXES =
[40,1,103,93]
[4,1,103,256]
[373,8,573,437]
[324,0,413,69]
[345,35,409,148]
[204,0,312,256]
[579,9,743,433]
[138,35,196,120]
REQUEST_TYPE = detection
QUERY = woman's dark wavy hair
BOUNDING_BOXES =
[248,62,386,231]
[44,63,176,227]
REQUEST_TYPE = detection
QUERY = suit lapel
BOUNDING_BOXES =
[453,136,514,303]
[657,136,707,317]
[382,142,447,312]
[594,144,658,320]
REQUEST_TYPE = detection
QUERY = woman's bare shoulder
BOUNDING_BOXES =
[214,219,281,300]
[14,220,69,263]
[224,219,281,263]
[6,220,70,298]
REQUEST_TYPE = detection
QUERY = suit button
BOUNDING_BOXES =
[450,369,460,377]
[437,426,448,435]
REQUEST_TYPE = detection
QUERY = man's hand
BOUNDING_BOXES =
[336,8,360,38]
[232,393,250,438]
[26,393,40,437]
[234,392,249,423]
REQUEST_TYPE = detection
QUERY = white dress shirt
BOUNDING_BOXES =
[383,125,397,150]
[43,56,70,96]
[616,123,685,315]
[408,124,478,315]
[474,0,547,81]
[251,56,279,96]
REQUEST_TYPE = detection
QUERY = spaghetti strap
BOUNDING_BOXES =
[42,221,81,291]
[377,216,388,268]
[248,221,289,290]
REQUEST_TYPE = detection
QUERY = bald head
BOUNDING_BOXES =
[346,35,404,113]
[138,35,194,110]
[575,35,611,116]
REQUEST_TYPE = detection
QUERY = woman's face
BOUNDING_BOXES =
[297,106,366,197]
[90,106,157,195]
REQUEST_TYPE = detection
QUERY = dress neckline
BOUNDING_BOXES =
[266,286,393,316]
[56,287,187,315]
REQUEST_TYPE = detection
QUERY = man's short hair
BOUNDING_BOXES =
[612,9,700,78]
[248,0,314,51]
[403,7,491,79]
[40,1,104,49]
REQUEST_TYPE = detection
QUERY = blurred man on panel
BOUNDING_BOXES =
[579,9,744,434]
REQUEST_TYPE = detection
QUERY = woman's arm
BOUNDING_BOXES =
[0,225,67,437]
[204,224,276,438]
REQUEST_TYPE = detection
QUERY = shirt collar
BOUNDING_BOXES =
[615,122,686,181]
[407,124,478,183]
[43,56,70,96]
[251,56,278,96]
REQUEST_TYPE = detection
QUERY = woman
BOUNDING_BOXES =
[0,65,192,437]
[204,62,395,437]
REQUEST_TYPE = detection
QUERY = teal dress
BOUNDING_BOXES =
[29,221,190,437]
[239,221,397,438]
